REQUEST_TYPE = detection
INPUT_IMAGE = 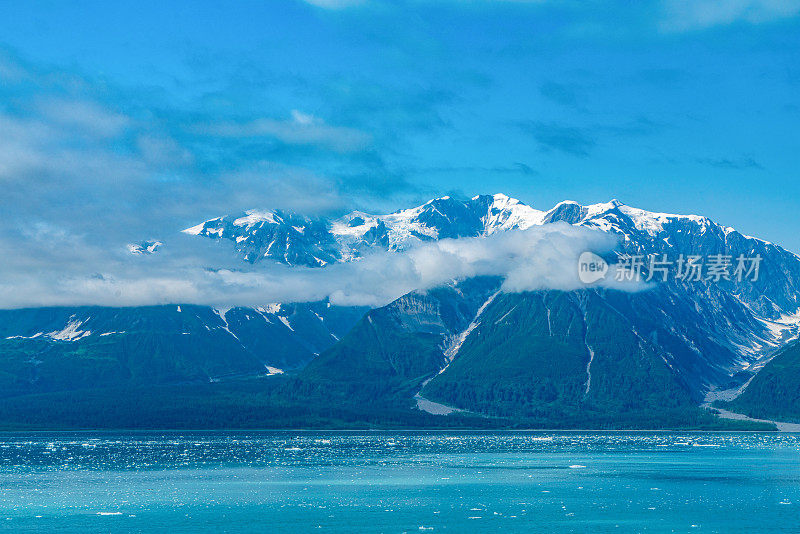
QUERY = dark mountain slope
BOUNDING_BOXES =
[421,290,697,426]
[0,303,366,397]
[723,339,800,422]
[291,278,502,406]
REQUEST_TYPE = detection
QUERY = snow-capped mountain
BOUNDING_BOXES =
[182,194,547,266]
[183,194,800,322]
[0,302,367,397]
[127,240,163,255]
[179,194,800,401]
[3,193,800,427]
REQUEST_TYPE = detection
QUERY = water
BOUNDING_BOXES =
[1,431,799,533]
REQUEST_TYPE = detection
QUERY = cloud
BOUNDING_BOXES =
[136,135,194,167]
[661,0,800,32]
[0,45,416,236]
[0,222,632,309]
[36,99,130,138]
[301,0,365,8]
[0,111,150,191]
[0,50,394,314]
[206,164,347,215]
[194,111,372,153]
[0,49,374,238]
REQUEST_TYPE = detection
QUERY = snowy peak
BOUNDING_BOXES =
[183,209,320,238]
[182,209,337,266]
[182,193,782,269]
[542,198,721,240]
[480,193,545,234]
[340,193,544,243]
[182,194,551,266]
[127,240,163,255]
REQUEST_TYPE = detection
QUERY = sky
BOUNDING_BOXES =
[0,0,798,307]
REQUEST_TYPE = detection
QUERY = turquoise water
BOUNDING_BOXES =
[1,432,799,533]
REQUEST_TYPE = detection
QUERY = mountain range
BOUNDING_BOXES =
[1,193,799,429]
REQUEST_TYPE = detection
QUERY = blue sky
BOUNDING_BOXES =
[2,0,799,238]
[0,0,798,306]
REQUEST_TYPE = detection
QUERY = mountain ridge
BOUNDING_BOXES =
[182,193,788,268]
[1,192,799,429]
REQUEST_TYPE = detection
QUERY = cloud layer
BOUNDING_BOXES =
[0,0,798,309]
[0,223,625,309]
[661,0,800,31]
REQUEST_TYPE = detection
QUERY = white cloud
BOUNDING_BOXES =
[0,50,652,311]
[301,0,366,9]
[196,112,371,153]
[136,135,194,167]
[37,98,130,138]
[0,107,143,184]
[0,223,639,309]
[0,52,358,275]
[661,0,800,31]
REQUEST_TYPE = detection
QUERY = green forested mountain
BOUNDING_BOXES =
[0,304,366,398]
[1,195,799,430]
[723,340,800,422]
[287,285,708,429]
[421,291,696,427]
[288,278,502,407]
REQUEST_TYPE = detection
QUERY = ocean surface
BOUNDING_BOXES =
[1,431,799,533]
